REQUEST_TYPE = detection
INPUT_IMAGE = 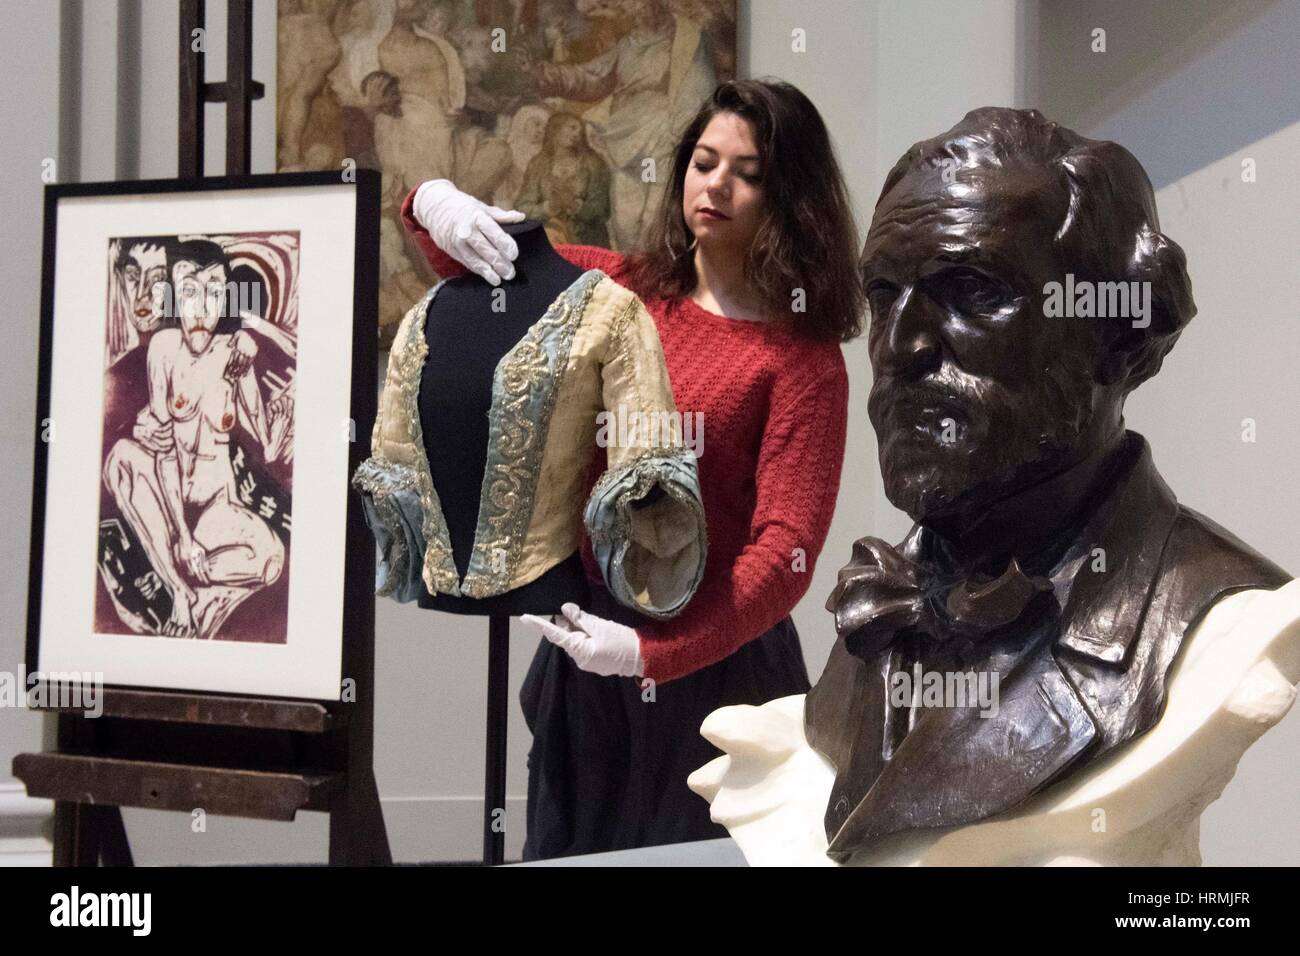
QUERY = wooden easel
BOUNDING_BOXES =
[11,0,390,867]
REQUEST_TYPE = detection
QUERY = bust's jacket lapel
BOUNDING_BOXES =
[1056,439,1290,749]
[825,621,1097,860]
[805,639,891,840]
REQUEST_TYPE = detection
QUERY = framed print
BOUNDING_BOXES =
[26,171,379,700]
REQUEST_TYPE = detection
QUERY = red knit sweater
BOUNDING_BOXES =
[400,192,849,683]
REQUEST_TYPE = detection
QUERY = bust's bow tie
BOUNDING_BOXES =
[827,536,1056,660]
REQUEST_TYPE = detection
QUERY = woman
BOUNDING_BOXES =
[402,78,864,859]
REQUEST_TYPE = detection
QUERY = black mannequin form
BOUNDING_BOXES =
[416,219,592,616]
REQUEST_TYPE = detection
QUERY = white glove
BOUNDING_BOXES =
[412,179,525,286]
[522,603,646,678]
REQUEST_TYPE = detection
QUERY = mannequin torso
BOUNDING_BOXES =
[416,220,591,615]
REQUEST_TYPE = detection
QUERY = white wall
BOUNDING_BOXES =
[1,0,1295,866]
[1032,0,1300,867]
[740,0,877,713]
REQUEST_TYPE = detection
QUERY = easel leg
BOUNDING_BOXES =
[52,802,133,867]
[53,801,101,867]
[483,614,510,865]
[362,771,394,865]
[329,770,392,866]
[98,806,134,866]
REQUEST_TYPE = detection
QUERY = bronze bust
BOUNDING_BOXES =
[805,107,1290,862]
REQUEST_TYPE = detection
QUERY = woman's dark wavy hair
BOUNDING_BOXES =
[623,78,864,342]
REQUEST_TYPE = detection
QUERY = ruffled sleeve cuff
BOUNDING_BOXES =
[583,449,707,620]
[351,457,428,604]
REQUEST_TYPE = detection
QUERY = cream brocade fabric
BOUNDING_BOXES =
[351,268,707,620]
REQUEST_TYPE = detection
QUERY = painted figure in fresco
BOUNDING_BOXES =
[515,111,611,247]
[525,0,716,249]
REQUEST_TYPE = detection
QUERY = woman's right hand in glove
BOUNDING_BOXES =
[411,179,525,286]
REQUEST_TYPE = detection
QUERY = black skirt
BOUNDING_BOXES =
[518,583,811,861]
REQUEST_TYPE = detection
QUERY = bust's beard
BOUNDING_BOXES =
[872,366,1093,526]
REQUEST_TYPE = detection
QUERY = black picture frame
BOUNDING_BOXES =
[25,170,380,702]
